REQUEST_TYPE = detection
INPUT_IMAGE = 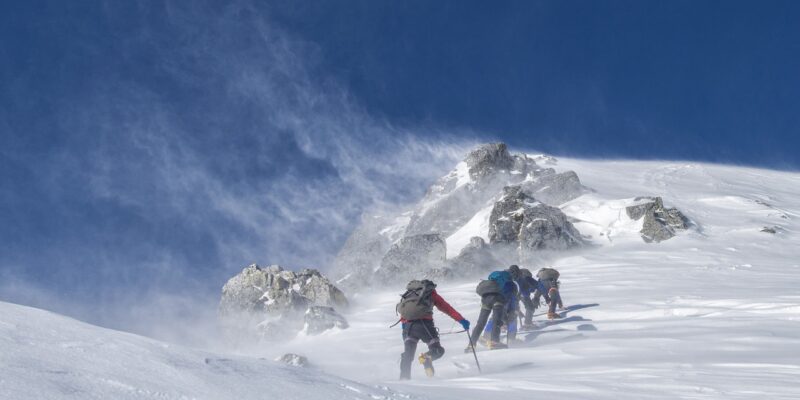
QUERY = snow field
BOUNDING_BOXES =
[275,158,800,399]
[3,157,799,399]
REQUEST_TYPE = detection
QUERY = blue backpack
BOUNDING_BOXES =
[487,271,513,294]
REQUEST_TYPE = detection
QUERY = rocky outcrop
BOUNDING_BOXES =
[404,143,552,238]
[304,306,349,335]
[219,264,349,342]
[375,234,446,284]
[445,237,502,277]
[489,186,584,257]
[465,143,516,181]
[520,170,589,206]
[625,197,690,242]
[331,143,594,288]
[275,353,310,367]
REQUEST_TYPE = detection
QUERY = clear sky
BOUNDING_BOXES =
[1,1,798,339]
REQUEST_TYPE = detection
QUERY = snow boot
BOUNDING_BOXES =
[487,340,508,350]
[418,353,435,377]
[520,323,535,331]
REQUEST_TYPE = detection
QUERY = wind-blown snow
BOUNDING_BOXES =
[445,201,494,257]
[4,157,800,399]
[0,301,415,400]
[561,194,645,244]
[286,158,799,399]
[453,161,472,189]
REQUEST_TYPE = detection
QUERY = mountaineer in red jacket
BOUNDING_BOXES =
[395,279,469,379]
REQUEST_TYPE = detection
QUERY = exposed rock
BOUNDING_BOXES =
[330,143,593,287]
[760,226,784,234]
[465,143,516,181]
[304,306,349,335]
[375,234,446,284]
[531,154,558,165]
[625,197,690,242]
[404,144,551,237]
[444,237,502,277]
[275,353,310,367]
[331,212,400,290]
[489,186,584,257]
[520,170,589,206]
[219,264,348,342]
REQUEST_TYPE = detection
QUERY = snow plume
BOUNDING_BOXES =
[0,1,475,344]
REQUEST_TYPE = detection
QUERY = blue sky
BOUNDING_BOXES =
[1,1,798,339]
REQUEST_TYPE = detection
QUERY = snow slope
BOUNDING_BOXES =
[273,158,800,399]
[0,301,416,400]
[4,158,800,399]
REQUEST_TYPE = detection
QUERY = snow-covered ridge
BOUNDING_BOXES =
[332,143,594,286]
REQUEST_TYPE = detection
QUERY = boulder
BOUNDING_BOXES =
[375,234,446,284]
[275,353,310,367]
[465,143,516,181]
[489,186,584,256]
[219,264,348,342]
[304,306,349,335]
[520,170,589,206]
[625,197,690,242]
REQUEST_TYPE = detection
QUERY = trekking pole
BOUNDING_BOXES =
[464,330,482,374]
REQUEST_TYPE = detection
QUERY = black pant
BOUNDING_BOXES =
[520,294,536,325]
[400,319,444,379]
[470,293,506,345]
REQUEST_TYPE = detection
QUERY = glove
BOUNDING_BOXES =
[459,319,470,331]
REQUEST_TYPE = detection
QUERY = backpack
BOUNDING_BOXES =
[520,268,533,279]
[488,270,512,290]
[518,268,535,292]
[475,279,501,296]
[396,280,437,320]
[537,267,560,281]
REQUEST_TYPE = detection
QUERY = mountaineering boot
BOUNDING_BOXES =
[418,353,435,377]
[547,312,562,320]
[520,323,535,331]
[464,344,476,354]
[487,340,508,350]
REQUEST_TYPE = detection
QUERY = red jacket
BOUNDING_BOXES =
[401,289,464,323]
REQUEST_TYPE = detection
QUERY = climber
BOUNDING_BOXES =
[396,279,469,379]
[532,267,564,319]
[516,267,539,329]
[466,266,517,351]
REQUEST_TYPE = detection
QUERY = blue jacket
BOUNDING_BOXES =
[487,270,516,300]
